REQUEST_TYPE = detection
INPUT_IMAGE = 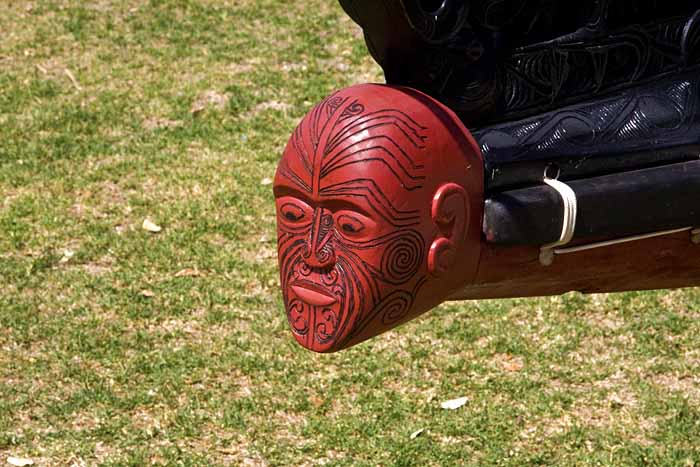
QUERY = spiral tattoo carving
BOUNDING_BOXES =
[380,230,425,284]
[316,308,339,344]
[288,299,309,336]
[340,100,366,120]
[378,290,414,326]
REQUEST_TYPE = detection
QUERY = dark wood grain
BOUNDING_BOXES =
[450,230,700,300]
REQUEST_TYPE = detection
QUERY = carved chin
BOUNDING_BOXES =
[287,280,348,351]
[286,294,345,351]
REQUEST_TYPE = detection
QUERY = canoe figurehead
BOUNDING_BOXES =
[274,84,484,352]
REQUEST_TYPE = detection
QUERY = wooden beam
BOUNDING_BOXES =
[484,160,700,245]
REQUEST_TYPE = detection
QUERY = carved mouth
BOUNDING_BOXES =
[291,281,337,307]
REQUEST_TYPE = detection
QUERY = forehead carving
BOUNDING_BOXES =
[277,92,429,199]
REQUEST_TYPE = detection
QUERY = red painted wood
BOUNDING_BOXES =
[274,84,484,352]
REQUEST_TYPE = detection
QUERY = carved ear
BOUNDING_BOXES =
[428,183,469,276]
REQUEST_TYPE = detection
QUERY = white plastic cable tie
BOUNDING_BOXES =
[539,177,577,266]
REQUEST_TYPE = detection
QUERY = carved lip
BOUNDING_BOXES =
[291,281,337,307]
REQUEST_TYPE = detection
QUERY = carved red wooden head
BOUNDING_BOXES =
[274,84,484,352]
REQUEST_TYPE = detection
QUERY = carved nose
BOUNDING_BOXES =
[303,209,336,269]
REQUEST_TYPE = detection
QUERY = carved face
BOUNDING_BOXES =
[274,84,483,352]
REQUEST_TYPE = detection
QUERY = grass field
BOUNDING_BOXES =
[2,1,700,465]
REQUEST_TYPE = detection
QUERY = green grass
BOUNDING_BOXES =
[2,1,700,465]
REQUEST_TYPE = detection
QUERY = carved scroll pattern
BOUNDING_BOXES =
[475,72,700,164]
[341,0,700,124]
[499,15,700,120]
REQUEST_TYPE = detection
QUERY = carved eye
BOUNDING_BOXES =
[337,215,365,235]
[280,203,305,223]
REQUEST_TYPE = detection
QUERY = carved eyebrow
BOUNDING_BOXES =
[274,186,379,220]
[320,179,422,227]
[273,183,313,205]
[276,158,312,194]
[316,198,370,217]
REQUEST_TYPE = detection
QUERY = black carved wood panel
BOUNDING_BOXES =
[475,71,700,190]
[339,0,700,127]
